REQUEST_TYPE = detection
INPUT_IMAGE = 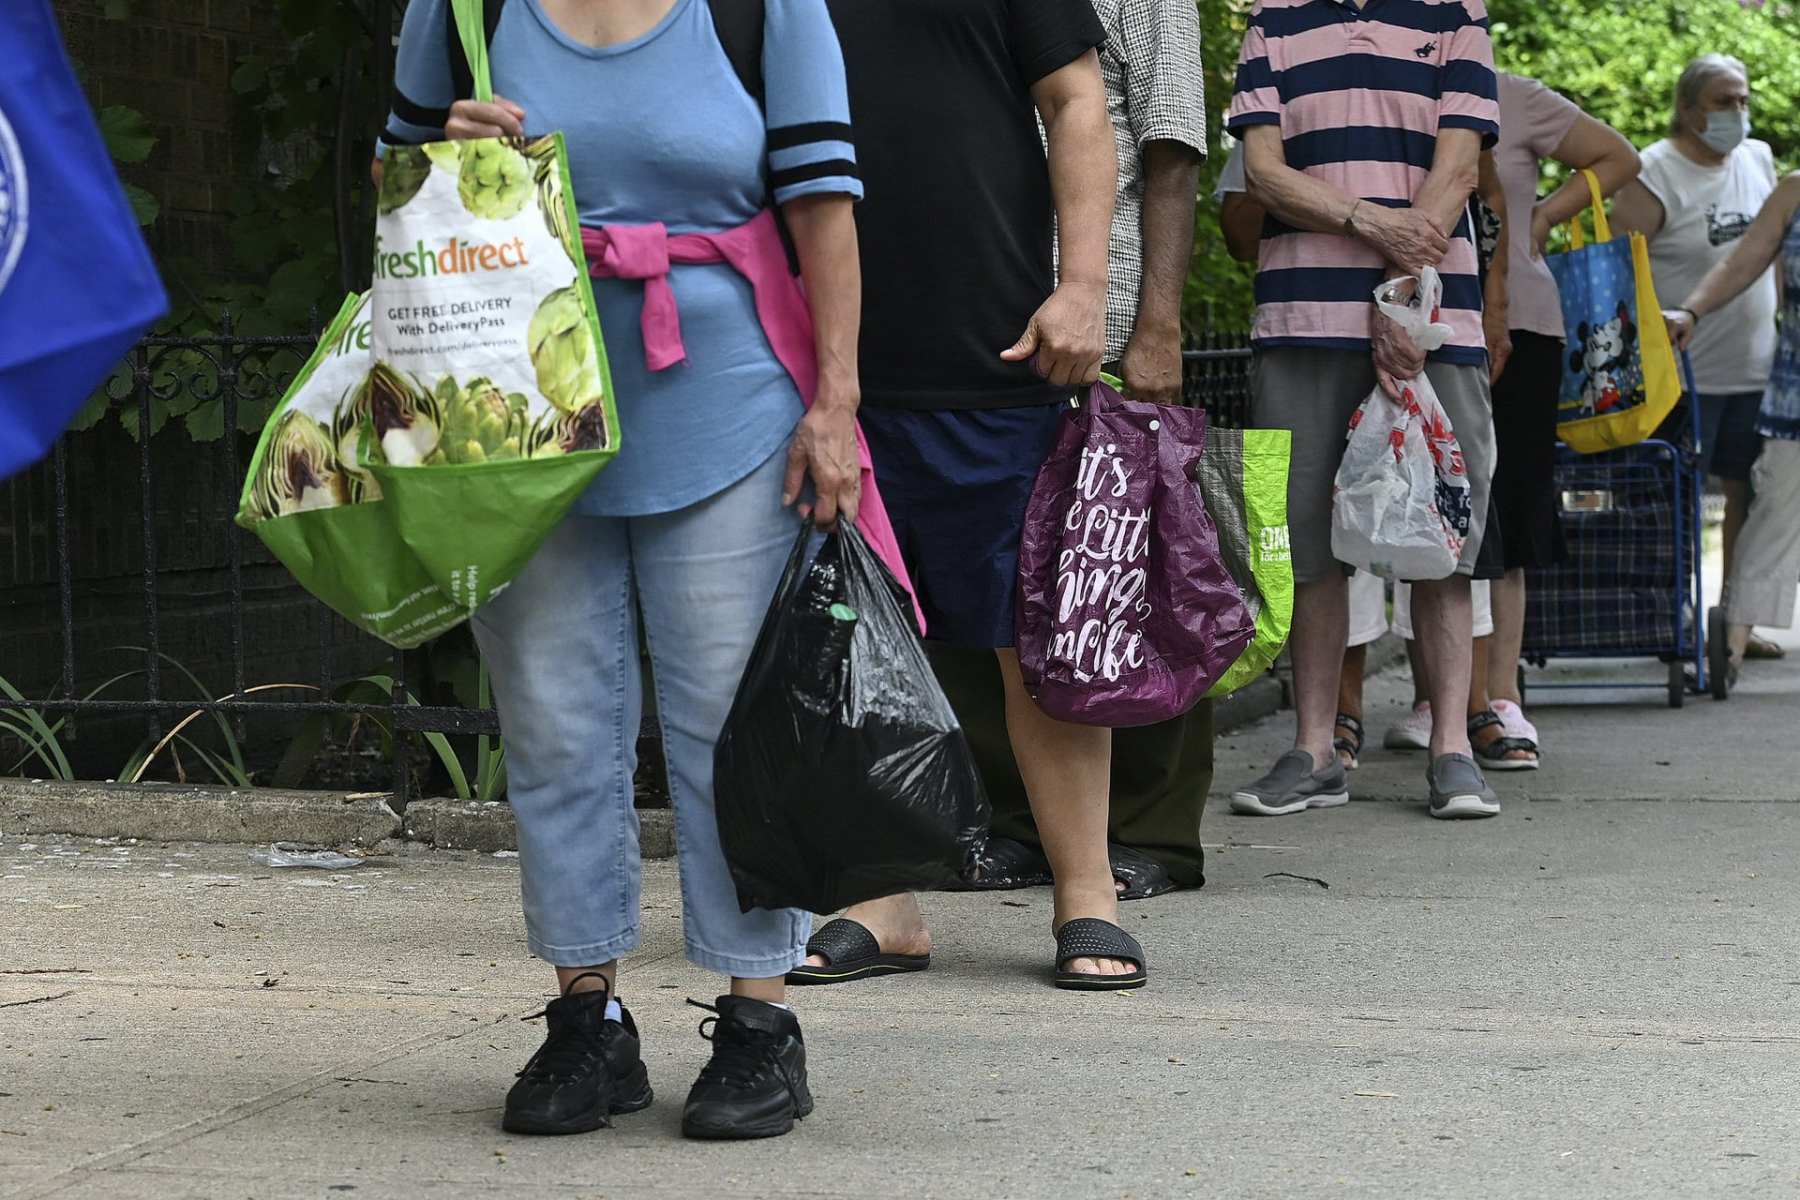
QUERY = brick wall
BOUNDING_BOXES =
[51,0,290,280]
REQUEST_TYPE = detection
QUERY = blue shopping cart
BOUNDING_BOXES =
[1520,354,1717,707]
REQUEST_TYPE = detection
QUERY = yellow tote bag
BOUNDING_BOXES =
[1547,170,1682,454]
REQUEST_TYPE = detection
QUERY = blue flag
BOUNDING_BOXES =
[0,0,168,481]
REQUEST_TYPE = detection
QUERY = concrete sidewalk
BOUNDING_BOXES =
[5,738,1799,1196]
[4,594,1799,1197]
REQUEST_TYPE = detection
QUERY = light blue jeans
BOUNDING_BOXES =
[471,450,810,977]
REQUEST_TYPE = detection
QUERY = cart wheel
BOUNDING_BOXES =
[1708,606,1732,701]
[1668,660,1685,708]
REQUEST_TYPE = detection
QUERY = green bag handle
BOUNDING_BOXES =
[450,0,495,104]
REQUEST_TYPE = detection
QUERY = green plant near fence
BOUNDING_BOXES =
[271,670,507,803]
[2,650,262,787]
[69,0,393,444]
[1,651,506,802]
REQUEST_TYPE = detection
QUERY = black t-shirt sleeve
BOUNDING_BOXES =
[1007,0,1105,88]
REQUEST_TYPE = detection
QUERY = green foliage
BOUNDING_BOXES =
[72,1,1795,402]
[97,105,161,226]
[1188,0,1799,335]
[1190,0,1258,333]
[0,673,76,781]
[270,647,508,802]
[327,673,508,803]
[1491,0,1800,171]
[1,647,505,799]
[1,652,258,789]
[72,0,391,444]
[96,104,156,164]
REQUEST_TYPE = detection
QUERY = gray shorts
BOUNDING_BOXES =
[1250,347,1496,585]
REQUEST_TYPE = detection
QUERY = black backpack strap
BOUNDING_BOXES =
[706,0,798,273]
[447,0,509,102]
[707,0,766,108]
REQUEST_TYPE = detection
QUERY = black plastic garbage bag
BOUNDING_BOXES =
[940,836,1178,901]
[714,521,990,914]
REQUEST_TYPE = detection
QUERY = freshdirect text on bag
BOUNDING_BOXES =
[372,234,531,281]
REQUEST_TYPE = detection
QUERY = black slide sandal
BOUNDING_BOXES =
[1053,917,1148,991]
[785,918,929,986]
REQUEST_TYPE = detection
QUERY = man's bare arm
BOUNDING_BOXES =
[1220,193,1265,263]
[1000,51,1115,386]
[1121,139,1202,402]
[1241,124,1449,274]
[1034,51,1116,289]
[1610,180,1666,240]
[1409,128,1483,259]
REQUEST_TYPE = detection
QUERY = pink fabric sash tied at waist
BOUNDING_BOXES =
[581,213,925,633]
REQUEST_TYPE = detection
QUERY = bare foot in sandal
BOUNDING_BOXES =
[1334,712,1365,771]
[1469,710,1537,770]
[1053,880,1139,980]
[800,893,932,970]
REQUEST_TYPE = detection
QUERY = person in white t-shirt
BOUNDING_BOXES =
[1614,53,1784,660]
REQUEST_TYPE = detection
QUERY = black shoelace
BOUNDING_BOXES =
[516,975,611,1083]
[686,998,804,1118]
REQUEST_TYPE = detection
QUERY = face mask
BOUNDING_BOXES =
[1699,109,1750,156]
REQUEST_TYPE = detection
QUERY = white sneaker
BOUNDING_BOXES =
[1383,702,1432,751]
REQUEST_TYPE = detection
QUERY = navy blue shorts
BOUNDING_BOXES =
[859,404,1065,649]
[1698,390,1765,482]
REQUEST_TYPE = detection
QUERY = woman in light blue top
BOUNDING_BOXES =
[381,0,863,1141]
[1666,171,1800,683]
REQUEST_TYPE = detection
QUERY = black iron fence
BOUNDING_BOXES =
[1,321,1251,806]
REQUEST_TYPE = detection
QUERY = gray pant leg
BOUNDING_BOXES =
[1250,348,1374,585]
[1423,361,1496,576]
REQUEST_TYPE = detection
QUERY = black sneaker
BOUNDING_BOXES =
[502,977,654,1136]
[681,996,815,1140]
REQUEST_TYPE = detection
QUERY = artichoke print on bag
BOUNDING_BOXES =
[527,284,604,413]
[236,112,619,648]
[378,146,434,215]
[250,410,349,519]
[458,139,534,221]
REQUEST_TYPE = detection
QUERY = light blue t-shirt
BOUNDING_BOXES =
[385,0,861,515]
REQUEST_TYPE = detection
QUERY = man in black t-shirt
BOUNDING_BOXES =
[786,0,1148,990]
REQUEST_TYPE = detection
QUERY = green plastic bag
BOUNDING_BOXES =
[1196,428,1293,698]
[236,1,617,648]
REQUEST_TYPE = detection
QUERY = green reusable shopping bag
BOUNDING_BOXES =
[235,0,617,648]
[1195,428,1293,698]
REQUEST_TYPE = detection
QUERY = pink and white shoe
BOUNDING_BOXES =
[1491,699,1540,750]
[1382,702,1432,751]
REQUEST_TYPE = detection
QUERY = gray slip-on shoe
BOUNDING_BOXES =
[1427,753,1501,819]
[1230,750,1350,817]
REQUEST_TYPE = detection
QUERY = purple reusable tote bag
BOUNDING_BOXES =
[1015,381,1254,727]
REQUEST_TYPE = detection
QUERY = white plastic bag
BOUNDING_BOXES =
[1330,269,1472,581]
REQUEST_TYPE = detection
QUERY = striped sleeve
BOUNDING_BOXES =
[1226,5,1280,131]
[1438,0,1498,148]
[381,0,453,152]
[763,0,862,205]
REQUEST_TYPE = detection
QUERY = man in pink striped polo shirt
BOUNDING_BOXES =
[1223,0,1505,821]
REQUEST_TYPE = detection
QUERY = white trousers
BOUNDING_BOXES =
[1348,570,1494,648]
[1724,438,1800,629]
